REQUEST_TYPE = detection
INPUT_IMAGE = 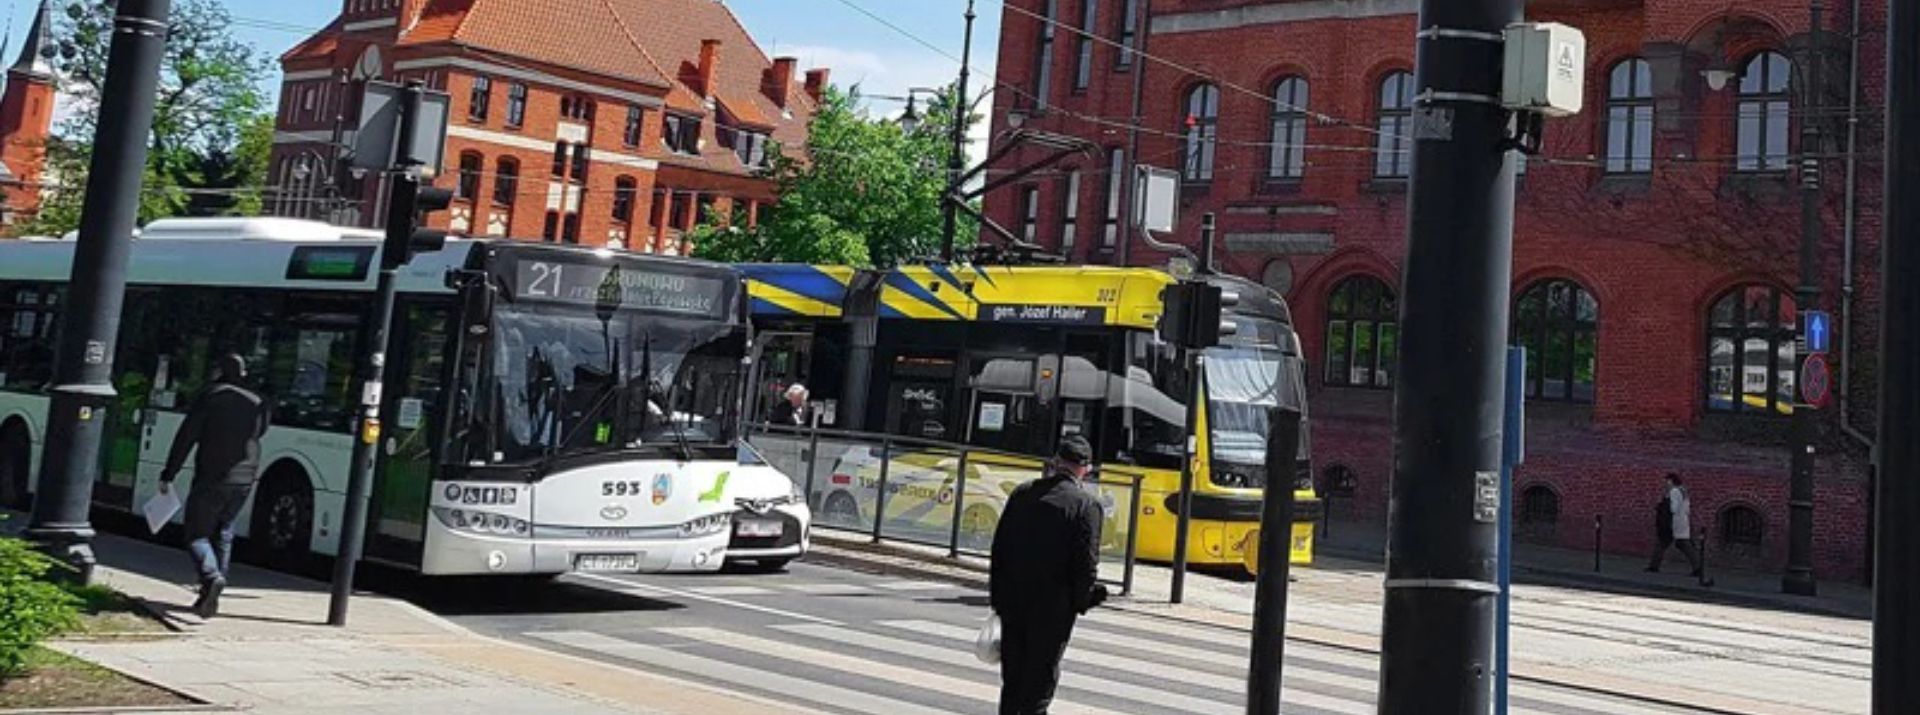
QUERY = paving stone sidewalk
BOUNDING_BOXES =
[45,530,813,715]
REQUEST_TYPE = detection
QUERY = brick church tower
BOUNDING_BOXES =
[0,0,56,229]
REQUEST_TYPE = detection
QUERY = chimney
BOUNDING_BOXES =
[803,68,831,103]
[764,57,798,108]
[697,39,723,98]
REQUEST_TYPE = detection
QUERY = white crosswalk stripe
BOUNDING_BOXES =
[527,613,1699,715]
[682,585,781,597]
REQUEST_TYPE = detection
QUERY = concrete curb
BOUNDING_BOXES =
[39,641,227,713]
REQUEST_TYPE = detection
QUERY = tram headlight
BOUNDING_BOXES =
[679,512,732,538]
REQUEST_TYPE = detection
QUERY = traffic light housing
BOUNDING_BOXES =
[382,176,452,271]
[1161,281,1240,350]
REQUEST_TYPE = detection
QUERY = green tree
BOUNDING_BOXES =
[693,85,980,267]
[18,0,272,236]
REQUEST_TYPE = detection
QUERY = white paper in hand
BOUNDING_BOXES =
[142,489,180,534]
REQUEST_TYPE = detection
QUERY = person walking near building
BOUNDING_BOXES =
[989,435,1108,715]
[158,354,272,618]
[1646,473,1711,586]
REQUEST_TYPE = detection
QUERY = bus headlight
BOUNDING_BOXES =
[434,508,530,537]
[679,513,731,538]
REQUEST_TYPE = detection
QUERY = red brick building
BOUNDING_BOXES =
[0,0,56,230]
[270,0,827,254]
[986,0,1884,580]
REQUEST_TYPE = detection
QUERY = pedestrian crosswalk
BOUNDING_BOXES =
[523,596,1702,715]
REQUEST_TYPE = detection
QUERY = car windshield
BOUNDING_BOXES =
[482,303,743,464]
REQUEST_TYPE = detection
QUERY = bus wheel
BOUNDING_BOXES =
[822,492,860,528]
[0,427,28,510]
[249,470,313,569]
[960,505,997,552]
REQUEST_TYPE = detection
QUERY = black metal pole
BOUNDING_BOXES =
[1376,0,1520,707]
[24,0,171,583]
[1246,406,1301,715]
[1872,0,1920,707]
[328,82,424,627]
[1116,0,1149,266]
[939,0,975,263]
[1784,0,1826,598]
[1170,349,1201,604]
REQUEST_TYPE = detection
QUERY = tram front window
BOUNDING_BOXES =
[1205,344,1307,489]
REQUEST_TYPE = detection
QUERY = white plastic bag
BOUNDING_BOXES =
[974,613,1002,664]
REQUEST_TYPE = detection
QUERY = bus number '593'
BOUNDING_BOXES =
[604,481,644,497]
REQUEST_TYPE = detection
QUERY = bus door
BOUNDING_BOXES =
[96,289,163,510]
[366,299,454,564]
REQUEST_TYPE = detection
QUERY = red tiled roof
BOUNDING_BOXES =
[281,17,344,64]
[399,0,674,89]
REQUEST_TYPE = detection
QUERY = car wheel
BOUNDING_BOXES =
[248,470,313,570]
[0,427,29,511]
[822,491,860,528]
[961,504,998,552]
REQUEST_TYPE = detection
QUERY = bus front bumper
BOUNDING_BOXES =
[420,520,731,576]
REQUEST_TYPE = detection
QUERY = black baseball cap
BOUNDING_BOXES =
[1056,435,1093,465]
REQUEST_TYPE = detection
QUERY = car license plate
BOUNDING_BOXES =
[573,553,642,572]
[736,520,783,538]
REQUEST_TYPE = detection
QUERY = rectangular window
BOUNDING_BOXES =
[1034,0,1057,110]
[561,214,580,244]
[507,83,528,128]
[551,142,568,178]
[1021,186,1041,242]
[625,105,645,147]
[469,75,492,122]
[542,211,559,242]
[1060,170,1080,252]
[664,114,701,155]
[1116,0,1139,70]
[1073,0,1097,91]
[493,161,518,205]
[570,143,591,183]
[1103,148,1124,247]
[669,194,690,229]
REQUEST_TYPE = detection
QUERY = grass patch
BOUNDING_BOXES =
[0,646,192,710]
[64,584,170,636]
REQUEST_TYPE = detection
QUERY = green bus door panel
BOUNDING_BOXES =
[367,302,452,564]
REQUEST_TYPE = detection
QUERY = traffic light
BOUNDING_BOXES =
[381,176,453,271]
[1161,281,1240,349]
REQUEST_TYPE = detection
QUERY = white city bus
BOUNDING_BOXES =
[0,218,809,575]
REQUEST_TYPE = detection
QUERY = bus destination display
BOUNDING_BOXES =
[514,259,726,317]
[286,246,374,282]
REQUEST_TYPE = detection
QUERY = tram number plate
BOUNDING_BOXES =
[736,520,784,538]
[574,553,642,572]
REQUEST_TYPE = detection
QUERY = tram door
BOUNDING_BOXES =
[884,355,958,441]
[1054,333,1112,457]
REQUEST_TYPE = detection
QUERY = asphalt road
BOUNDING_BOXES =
[407,560,1716,715]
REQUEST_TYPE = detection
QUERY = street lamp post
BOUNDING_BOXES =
[938,0,975,263]
[1783,0,1825,597]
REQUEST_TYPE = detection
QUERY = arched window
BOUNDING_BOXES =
[1324,275,1398,389]
[1519,485,1561,526]
[456,151,483,201]
[1720,504,1765,547]
[612,176,638,223]
[1736,51,1792,172]
[1706,285,1797,415]
[1268,76,1308,180]
[492,157,519,206]
[1320,464,1357,497]
[1374,72,1415,178]
[1181,83,1220,182]
[1605,59,1653,173]
[1513,279,1599,403]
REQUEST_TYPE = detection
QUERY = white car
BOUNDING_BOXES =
[723,443,812,571]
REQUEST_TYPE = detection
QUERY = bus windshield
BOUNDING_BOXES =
[485,304,743,464]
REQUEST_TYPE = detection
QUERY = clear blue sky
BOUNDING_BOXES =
[0,0,1001,114]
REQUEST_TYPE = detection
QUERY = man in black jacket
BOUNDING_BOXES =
[159,355,271,619]
[989,435,1108,715]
